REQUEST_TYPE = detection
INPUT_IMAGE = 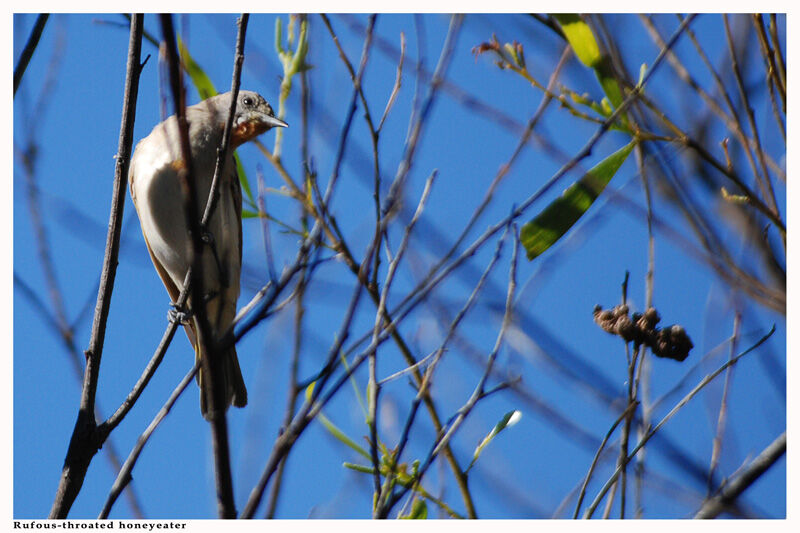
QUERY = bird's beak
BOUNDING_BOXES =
[262,114,288,129]
[232,112,289,147]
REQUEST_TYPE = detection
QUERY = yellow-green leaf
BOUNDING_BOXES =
[177,37,217,100]
[554,15,624,110]
[343,462,375,474]
[316,412,371,461]
[468,410,522,472]
[554,14,601,68]
[305,381,316,401]
[594,55,624,109]
[274,17,284,55]
[402,500,428,519]
[520,141,637,260]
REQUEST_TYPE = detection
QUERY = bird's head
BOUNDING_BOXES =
[229,90,288,147]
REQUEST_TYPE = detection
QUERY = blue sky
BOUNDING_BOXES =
[12,13,786,519]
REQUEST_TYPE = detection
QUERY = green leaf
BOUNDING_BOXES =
[594,55,624,109]
[177,37,217,100]
[554,14,601,67]
[339,352,367,421]
[468,410,522,471]
[290,19,310,75]
[307,379,371,461]
[274,17,284,55]
[521,141,636,260]
[234,153,255,205]
[241,209,260,219]
[402,500,428,519]
[315,412,372,460]
[343,462,376,474]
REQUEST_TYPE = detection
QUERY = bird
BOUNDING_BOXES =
[129,90,287,419]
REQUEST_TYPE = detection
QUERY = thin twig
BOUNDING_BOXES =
[752,15,785,109]
[383,14,463,218]
[256,167,278,283]
[707,312,741,494]
[573,401,638,518]
[320,13,385,496]
[314,14,480,518]
[722,15,782,246]
[99,364,199,518]
[636,143,655,517]
[376,222,511,517]
[264,270,306,518]
[378,31,405,132]
[752,15,786,140]
[583,326,775,518]
[639,14,784,180]
[240,253,372,518]
[379,226,520,517]
[767,15,786,109]
[202,14,249,227]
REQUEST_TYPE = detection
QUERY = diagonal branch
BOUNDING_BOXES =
[694,431,786,519]
[13,13,50,96]
[98,364,199,518]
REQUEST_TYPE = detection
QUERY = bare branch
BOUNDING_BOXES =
[583,326,776,518]
[99,364,199,518]
[13,14,49,96]
[49,14,144,519]
[694,431,786,519]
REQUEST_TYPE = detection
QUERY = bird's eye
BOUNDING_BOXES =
[242,96,254,107]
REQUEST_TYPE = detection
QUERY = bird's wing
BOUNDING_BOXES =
[128,147,139,206]
[130,146,196,347]
[231,156,243,266]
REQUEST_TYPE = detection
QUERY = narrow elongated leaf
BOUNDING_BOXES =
[317,411,372,460]
[594,56,624,109]
[403,500,428,519]
[343,462,375,474]
[305,382,371,460]
[520,141,636,260]
[177,39,256,211]
[554,15,624,110]
[178,37,217,99]
[234,153,254,205]
[468,410,522,471]
[554,14,601,67]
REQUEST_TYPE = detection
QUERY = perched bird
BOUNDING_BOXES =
[129,90,287,419]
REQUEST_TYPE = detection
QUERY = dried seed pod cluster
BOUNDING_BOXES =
[593,304,693,362]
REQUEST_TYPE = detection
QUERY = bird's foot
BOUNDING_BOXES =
[167,302,192,325]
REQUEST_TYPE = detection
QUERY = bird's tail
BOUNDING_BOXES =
[192,321,248,420]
